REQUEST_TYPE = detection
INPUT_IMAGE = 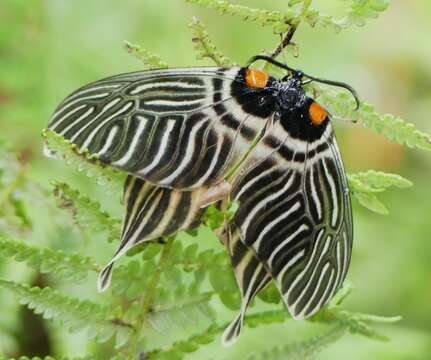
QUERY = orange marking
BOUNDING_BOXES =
[309,101,327,126]
[245,68,269,89]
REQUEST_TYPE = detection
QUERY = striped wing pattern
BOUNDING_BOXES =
[98,175,207,292]
[44,65,354,347]
[221,223,271,346]
[229,119,353,321]
[47,68,272,190]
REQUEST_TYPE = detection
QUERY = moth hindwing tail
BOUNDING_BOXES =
[97,175,206,291]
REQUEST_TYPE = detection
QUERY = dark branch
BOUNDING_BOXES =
[270,24,298,58]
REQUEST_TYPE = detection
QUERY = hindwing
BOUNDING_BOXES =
[98,175,206,292]
[229,116,353,320]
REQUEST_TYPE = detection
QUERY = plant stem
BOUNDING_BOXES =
[126,236,175,359]
[270,0,312,58]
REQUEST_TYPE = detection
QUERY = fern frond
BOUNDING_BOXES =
[348,171,412,214]
[245,309,288,328]
[314,309,401,341]
[41,129,126,192]
[185,0,295,33]
[0,237,97,282]
[112,259,157,299]
[147,324,221,359]
[52,181,121,243]
[145,290,215,335]
[189,17,234,66]
[0,279,133,348]
[240,307,400,342]
[247,325,346,360]
[123,41,168,69]
[0,144,32,232]
[304,9,343,33]
[318,91,431,151]
[342,0,390,27]
[348,171,412,193]
[305,0,389,32]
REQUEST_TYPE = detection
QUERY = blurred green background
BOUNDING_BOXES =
[1,0,430,359]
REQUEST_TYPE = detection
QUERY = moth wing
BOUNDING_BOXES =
[98,175,206,292]
[45,67,275,190]
[220,223,271,347]
[231,117,353,319]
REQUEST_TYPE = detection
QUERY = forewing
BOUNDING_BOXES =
[229,118,353,319]
[45,67,275,190]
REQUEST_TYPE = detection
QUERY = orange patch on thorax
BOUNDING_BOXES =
[309,101,327,126]
[245,68,269,89]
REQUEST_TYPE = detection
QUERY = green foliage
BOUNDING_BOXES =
[2,0,430,359]
[247,325,346,360]
[0,141,33,233]
[123,41,169,69]
[41,129,126,192]
[318,91,431,152]
[189,17,234,66]
[348,171,412,214]
[342,0,390,27]
[304,0,390,32]
[0,280,133,348]
[148,324,221,360]
[0,237,97,283]
[51,181,121,243]
[314,309,401,341]
[185,0,296,33]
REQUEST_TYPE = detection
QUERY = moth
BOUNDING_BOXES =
[44,55,358,346]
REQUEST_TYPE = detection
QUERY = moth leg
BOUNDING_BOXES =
[198,180,231,208]
[220,223,271,347]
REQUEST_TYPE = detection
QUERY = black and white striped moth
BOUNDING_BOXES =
[44,55,358,346]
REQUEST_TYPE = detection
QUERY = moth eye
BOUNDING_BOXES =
[245,68,269,89]
[309,101,327,126]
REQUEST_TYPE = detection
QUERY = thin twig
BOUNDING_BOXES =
[270,0,313,58]
[270,25,298,58]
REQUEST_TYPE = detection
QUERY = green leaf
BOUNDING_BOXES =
[348,171,412,193]
[257,282,281,304]
[342,0,390,27]
[244,309,288,328]
[189,17,234,66]
[304,0,390,32]
[123,41,168,69]
[317,91,431,151]
[347,171,412,214]
[0,279,133,347]
[202,204,225,230]
[354,192,389,215]
[313,308,401,341]
[186,0,295,33]
[41,129,126,192]
[52,181,121,243]
[0,237,97,283]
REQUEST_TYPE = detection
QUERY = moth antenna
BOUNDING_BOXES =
[301,74,360,111]
[248,54,360,111]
